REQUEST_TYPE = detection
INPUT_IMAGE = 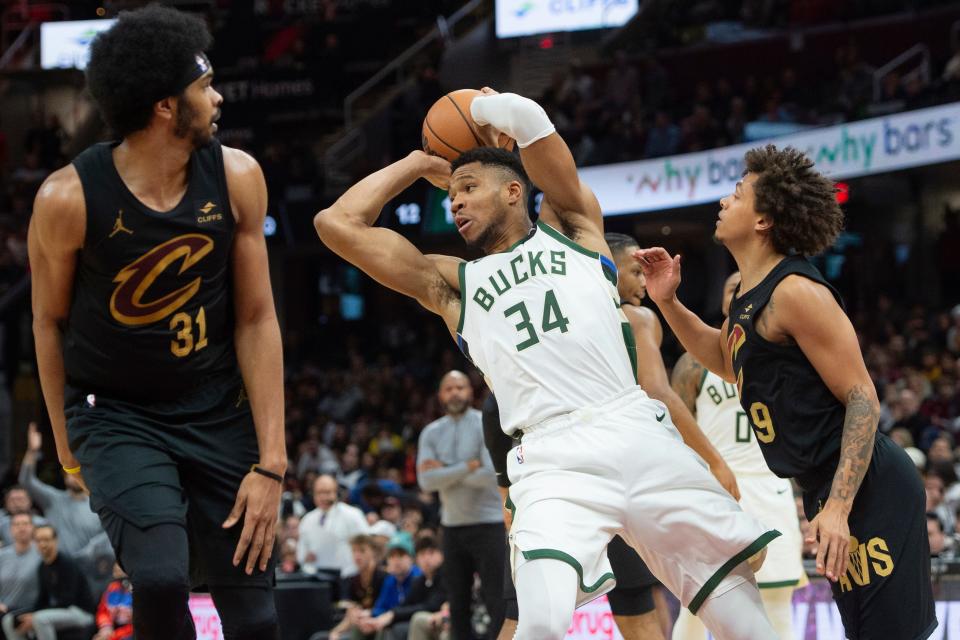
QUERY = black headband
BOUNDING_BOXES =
[174,52,212,94]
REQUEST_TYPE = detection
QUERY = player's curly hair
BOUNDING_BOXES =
[86,5,212,138]
[745,144,843,256]
[451,147,532,199]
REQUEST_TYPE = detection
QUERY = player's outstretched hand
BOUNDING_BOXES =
[27,421,42,452]
[806,501,850,582]
[223,469,283,575]
[633,248,682,304]
[411,150,452,189]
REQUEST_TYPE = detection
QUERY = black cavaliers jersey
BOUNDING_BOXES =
[64,140,238,401]
[726,256,846,491]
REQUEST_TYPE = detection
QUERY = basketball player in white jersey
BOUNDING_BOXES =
[314,87,779,640]
[670,272,804,640]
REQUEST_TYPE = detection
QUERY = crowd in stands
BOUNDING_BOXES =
[2,2,960,637]
[532,41,960,168]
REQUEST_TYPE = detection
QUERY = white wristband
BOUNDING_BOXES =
[470,93,556,149]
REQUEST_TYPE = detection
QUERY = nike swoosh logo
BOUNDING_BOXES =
[655,411,666,422]
[776,488,788,495]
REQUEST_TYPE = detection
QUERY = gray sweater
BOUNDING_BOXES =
[417,409,503,527]
[19,462,105,557]
[0,544,40,611]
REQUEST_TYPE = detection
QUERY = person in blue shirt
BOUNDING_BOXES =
[358,531,423,635]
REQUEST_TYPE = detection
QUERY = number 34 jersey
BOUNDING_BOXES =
[65,140,238,402]
[457,221,638,436]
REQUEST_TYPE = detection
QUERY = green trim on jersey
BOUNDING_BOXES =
[602,264,618,287]
[536,221,599,259]
[506,228,535,253]
[457,261,467,334]
[758,578,800,589]
[698,366,710,395]
[621,321,639,384]
[687,529,782,614]
[520,548,617,594]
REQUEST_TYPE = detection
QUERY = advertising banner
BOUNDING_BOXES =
[579,102,960,216]
[496,0,639,38]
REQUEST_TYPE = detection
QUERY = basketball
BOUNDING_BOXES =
[422,89,516,162]
[422,89,484,162]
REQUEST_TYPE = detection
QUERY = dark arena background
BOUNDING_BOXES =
[1,1,960,638]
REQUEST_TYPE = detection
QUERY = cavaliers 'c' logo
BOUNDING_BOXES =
[110,234,214,326]
[727,323,746,361]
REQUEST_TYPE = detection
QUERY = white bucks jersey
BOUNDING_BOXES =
[457,221,637,435]
[696,369,771,475]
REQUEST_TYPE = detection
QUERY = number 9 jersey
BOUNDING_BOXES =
[725,256,847,491]
[456,221,638,436]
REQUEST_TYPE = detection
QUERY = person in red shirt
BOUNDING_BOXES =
[93,564,133,640]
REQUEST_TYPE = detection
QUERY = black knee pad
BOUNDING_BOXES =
[606,584,655,616]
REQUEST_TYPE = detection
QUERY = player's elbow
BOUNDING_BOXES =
[313,207,336,240]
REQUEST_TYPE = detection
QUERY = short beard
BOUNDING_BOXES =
[174,94,212,148]
[466,224,497,254]
[444,399,469,415]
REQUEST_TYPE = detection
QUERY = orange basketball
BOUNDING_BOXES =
[422,89,515,162]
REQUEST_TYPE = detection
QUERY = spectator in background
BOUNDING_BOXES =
[892,389,932,447]
[0,487,46,547]
[329,534,387,640]
[277,540,300,576]
[297,425,341,478]
[357,533,422,637]
[93,564,133,640]
[925,470,956,534]
[361,535,447,640]
[0,514,40,623]
[603,50,639,111]
[339,443,366,491]
[2,524,95,640]
[18,423,105,560]
[417,370,504,640]
[643,111,680,158]
[298,474,370,577]
[928,512,947,557]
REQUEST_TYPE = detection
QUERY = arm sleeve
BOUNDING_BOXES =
[18,460,58,511]
[481,395,514,488]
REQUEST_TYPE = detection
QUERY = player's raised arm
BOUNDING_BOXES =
[775,275,880,581]
[469,89,603,243]
[314,151,461,327]
[28,167,86,483]
[636,247,734,381]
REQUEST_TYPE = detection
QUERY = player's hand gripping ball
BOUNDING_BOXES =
[422,88,515,162]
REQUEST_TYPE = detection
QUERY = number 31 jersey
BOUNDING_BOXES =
[457,221,638,436]
[65,140,239,402]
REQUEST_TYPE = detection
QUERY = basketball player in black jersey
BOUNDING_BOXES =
[28,7,284,639]
[638,145,935,639]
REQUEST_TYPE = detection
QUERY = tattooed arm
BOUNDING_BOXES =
[670,352,705,417]
[774,275,880,582]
